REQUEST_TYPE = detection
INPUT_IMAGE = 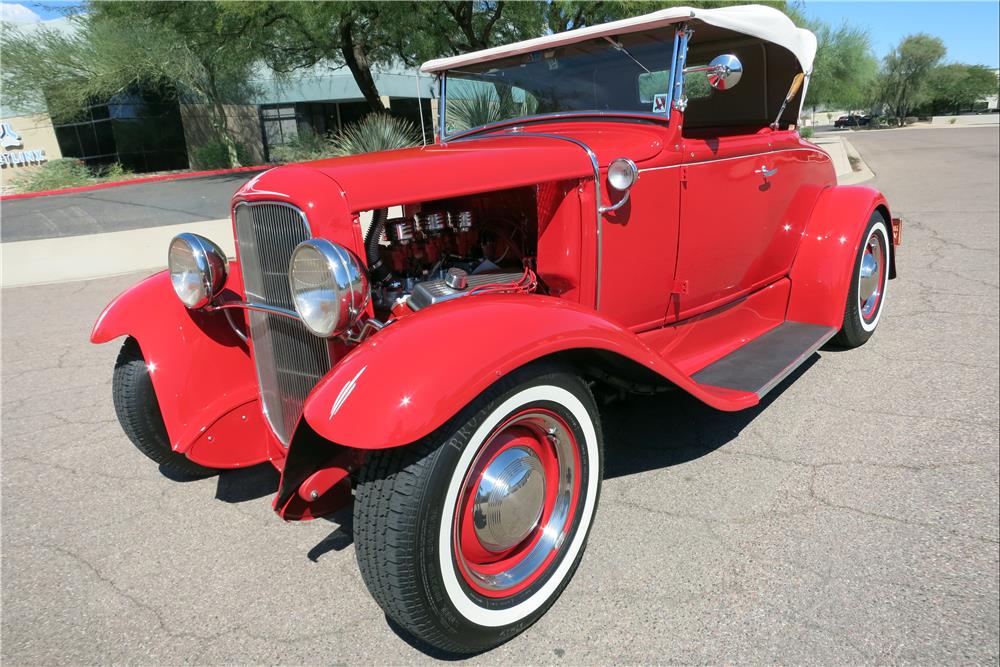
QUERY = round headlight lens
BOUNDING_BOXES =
[168,233,228,309]
[289,239,370,338]
[607,157,638,191]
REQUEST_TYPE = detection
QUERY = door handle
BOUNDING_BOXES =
[754,164,778,178]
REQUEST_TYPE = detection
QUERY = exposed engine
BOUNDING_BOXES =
[364,188,540,318]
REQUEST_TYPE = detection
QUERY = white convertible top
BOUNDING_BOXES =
[421,4,816,75]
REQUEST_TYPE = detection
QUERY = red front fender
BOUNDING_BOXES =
[91,266,271,468]
[787,185,892,327]
[302,295,757,450]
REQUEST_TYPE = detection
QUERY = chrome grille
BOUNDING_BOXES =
[234,202,331,445]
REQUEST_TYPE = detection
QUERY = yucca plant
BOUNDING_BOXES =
[330,114,421,156]
[447,88,539,132]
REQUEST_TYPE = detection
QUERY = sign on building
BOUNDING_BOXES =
[0,122,48,168]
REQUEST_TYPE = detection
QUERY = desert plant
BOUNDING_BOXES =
[330,114,420,156]
[446,87,539,132]
[9,158,93,193]
[270,129,332,163]
[191,139,252,169]
[799,126,815,139]
[96,162,133,181]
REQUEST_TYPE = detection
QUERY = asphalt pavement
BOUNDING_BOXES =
[1,127,998,664]
[0,170,263,243]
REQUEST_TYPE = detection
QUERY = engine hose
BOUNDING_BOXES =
[364,207,391,284]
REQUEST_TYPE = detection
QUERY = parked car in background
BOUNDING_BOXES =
[835,114,872,127]
[92,4,900,655]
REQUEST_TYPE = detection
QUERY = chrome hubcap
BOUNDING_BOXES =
[473,446,546,552]
[859,233,885,319]
[455,410,579,596]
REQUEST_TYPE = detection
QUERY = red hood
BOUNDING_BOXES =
[267,123,666,212]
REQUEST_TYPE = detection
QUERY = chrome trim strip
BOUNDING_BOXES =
[445,111,670,142]
[665,27,682,113]
[673,26,692,110]
[438,73,447,142]
[209,301,301,320]
[756,327,837,398]
[638,147,831,174]
[458,131,605,309]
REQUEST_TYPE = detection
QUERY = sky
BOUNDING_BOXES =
[2,0,998,69]
[801,1,1000,68]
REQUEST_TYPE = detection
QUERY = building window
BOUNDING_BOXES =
[52,88,189,173]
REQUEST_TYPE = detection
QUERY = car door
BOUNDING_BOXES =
[672,133,776,320]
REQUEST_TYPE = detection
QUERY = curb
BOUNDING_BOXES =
[837,136,875,185]
[0,165,269,202]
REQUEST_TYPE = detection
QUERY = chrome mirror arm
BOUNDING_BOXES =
[599,190,631,214]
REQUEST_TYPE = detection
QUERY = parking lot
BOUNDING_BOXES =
[2,126,998,664]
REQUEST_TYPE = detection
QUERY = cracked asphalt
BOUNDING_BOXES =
[2,126,998,664]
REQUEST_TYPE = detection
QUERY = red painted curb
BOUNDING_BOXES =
[0,164,270,202]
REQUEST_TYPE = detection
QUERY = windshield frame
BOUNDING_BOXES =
[436,27,682,142]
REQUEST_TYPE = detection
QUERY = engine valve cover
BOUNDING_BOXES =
[408,272,526,311]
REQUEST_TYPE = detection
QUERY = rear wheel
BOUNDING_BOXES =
[354,365,603,654]
[832,212,890,348]
[113,337,216,477]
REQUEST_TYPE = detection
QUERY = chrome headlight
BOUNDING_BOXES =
[607,157,638,191]
[289,239,370,338]
[168,233,228,309]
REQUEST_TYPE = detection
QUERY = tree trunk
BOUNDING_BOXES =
[339,18,386,113]
[206,70,242,167]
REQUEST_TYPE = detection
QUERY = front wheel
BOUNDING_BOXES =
[832,211,891,348]
[112,337,216,477]
[354,365,603,654]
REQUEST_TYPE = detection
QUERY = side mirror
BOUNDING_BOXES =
[683,54,743,91]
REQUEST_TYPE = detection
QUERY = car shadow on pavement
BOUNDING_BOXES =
[602,356,815,479]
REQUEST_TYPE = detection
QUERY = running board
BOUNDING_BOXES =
[692,321,838,398]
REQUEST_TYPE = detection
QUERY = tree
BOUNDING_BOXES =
[804,21,878,113]
[1,2,261,166]
[925,64,999,114]
[876,33,946,124]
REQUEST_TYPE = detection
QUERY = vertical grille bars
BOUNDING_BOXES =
[234,202,331,445]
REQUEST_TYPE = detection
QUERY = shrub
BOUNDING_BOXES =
[447,88,537,132]
[904,116,918,126]
[270,129,331,163]
[96,162,133,181]
[799,126,815,139]
[191,138,252,170]
[330,114,421,156]
[949,117,958,125]
[9,158,92,193]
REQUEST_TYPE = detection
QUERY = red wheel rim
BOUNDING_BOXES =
[859,229,886,322]
[452,408,581,598]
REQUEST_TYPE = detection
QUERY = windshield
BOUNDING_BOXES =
[441,28,676,138]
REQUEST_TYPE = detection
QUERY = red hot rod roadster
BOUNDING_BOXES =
[93,5,899,654]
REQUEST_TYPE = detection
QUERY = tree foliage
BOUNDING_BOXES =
[1,2,261,166]
[925,64,998,114]
[876,33,947,124]
[804,21,878,112]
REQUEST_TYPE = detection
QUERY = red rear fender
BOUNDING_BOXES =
[302,295,758,450]
[787,185,891,327]
[91,266,272,468]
